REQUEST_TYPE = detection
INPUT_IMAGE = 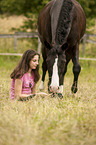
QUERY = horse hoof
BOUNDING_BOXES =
[58,93,63,99]
[51,93,63,99]
[71,86,78,93]
[51,93,55,98]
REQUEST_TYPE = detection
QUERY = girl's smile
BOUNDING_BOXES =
[29,55,39,70]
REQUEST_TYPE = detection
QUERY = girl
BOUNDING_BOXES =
[10,49,42,101]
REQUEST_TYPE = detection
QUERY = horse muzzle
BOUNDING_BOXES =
[49,85,63,94]
[49,85,60,93]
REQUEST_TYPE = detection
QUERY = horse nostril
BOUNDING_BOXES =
[49,86,59,92]
[49,86,51,89]
[49,86,52,91]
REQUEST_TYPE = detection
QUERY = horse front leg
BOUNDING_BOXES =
[71,44,81,93]
[58,61,69,93]
[39,59,47,90]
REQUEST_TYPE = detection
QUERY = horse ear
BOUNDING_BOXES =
[61,43,68,51]
[44,41,52,49]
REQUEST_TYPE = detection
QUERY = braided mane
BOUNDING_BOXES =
[56,0,74,44]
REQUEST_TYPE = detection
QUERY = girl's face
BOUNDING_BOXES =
[29,55,39,70]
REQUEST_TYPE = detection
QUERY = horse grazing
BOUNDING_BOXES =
[37,0,86,94]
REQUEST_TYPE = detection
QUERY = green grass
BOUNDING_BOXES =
[0,56,96,145]
[79,43,96,58]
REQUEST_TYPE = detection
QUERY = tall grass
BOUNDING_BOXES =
[0,56,96,145]
[0,15,26,34]
[0,15,96,145]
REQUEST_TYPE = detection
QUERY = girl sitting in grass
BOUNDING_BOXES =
[10,49,47,101]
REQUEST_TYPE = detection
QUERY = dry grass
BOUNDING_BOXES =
[0,15,38,53]
[0,58,96,145]
[0,15,96,145]
[0,15,26,34]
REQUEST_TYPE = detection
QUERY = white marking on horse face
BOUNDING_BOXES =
[50,57,59,90]
[39,81,44,90]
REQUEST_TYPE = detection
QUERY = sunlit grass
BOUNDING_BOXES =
[0,14,96,145]
[0,15,26,34]
[0,15,38,53]
[0,57,96,145]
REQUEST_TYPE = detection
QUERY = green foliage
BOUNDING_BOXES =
[0,0,96,31]
[0,0,43,15]
[0,0,96,18]
[20,13,38,32]
[86,18,96,31]
[77,0,96,18]
[0,0,25,15]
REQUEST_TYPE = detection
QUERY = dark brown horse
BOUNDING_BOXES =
[37,0,86,94]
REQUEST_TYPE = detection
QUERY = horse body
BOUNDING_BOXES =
[37,0,86,94]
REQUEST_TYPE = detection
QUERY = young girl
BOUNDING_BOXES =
[10,49,42,101]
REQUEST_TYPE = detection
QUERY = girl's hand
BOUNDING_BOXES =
[36,92,48,95]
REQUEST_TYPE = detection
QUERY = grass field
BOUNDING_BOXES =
[0,15,96,145]
[0,56,96,145]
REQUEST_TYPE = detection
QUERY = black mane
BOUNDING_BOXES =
[56,0,74,44]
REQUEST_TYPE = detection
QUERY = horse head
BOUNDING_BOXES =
[44,41,68,93]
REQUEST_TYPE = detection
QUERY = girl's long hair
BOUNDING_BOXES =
[10,49,40,83]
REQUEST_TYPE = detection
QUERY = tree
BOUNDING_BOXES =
[0,0,96,31]
[77,0,96,18]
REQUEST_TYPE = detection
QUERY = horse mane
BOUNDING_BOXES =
[56,0,74,45]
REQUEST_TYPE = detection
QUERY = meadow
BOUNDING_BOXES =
[0,55,96,145]
[0,15,96,145]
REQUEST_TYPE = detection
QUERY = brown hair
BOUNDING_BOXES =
[10,49,40,83]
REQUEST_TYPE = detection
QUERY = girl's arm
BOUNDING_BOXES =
[15,79,48,101]
[31,84,48,96]
[15,79,32,100]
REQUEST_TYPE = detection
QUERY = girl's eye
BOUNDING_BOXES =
[32,59,37,62]
[32,60,38,63]
[33,60,36,62]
